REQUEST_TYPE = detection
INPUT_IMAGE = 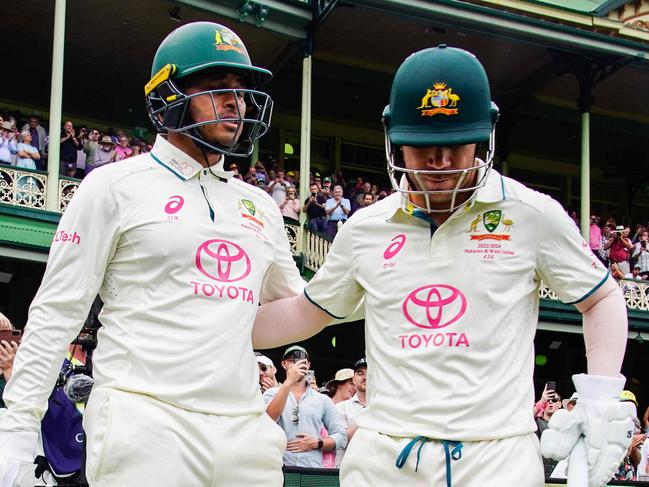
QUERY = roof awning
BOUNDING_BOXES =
[526,0,629,16]
[0,213,57,252]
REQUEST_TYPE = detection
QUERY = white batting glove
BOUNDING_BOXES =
[540,374,635,487]
[0,431,37,487]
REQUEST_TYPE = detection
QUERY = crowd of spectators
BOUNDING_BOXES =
[255,347,367,469]
[231,160,395,239]
[1,109,395,239]
[254,344,649,480]
[586,214,649,284]
[0,112,152,178]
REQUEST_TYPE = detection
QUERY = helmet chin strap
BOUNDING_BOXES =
[403,145,479,213]
[189,125,229,158]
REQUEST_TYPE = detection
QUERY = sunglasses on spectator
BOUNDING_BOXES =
[548,398,560,403]
[291,406,299,424]
[259,365,267,372]
[90,131,99,135]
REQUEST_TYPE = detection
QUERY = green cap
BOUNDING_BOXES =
[150,22,272,87]
[283,345,309,360]
[385,44,497,147]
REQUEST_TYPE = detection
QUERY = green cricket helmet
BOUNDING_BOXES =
[383,45,499,213]
[145,22,273,157]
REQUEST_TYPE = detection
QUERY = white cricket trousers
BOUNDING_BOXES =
[83,388,286,486]
[340,428,544,487]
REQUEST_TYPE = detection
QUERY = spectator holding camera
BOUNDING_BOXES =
[268,169,293,206]
[605,225,633,275]
[303,183,327,234]
[535,383,562,478]
[115,134,133,161]
[632,231,649,273]
[279,186,300,222]
[264,346,346,468]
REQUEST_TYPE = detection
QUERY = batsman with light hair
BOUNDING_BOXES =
[253,45,634,486]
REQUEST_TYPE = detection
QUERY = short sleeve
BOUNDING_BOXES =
[536,199,608,305]
[304,220,364,318]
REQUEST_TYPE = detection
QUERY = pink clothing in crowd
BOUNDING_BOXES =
[589,223,602,251]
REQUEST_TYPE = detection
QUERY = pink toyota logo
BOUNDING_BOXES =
[384,234,406,260]
[165,196,184,214]
[196,239,251,282]
[402,284,467,329]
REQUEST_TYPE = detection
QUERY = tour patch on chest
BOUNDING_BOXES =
[238,198,270,241]
[464,209,516,260]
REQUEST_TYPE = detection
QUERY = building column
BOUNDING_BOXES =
[298,53,313,253]
[46,0,67,212]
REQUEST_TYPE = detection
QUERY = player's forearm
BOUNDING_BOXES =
[252,293,332,349]
[576,276,627,377]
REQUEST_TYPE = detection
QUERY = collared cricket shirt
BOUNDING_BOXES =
[305,170,607,441]
[2,135,304,433]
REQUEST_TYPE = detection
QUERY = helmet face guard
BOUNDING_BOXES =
[384,45,498,213]
[145,22,273,157]
[145,67,273,157]
[384,124,496,213]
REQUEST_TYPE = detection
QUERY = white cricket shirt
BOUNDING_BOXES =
[305,170,607,441]
[2,135,304,433]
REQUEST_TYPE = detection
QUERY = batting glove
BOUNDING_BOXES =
[540,374,635,487]
[0,431,37,487]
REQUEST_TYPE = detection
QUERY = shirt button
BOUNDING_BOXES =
[203,169,208,175]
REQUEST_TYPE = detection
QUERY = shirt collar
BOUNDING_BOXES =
[149,134,234,181]
[351,393,366,406]
[387,166,506,222]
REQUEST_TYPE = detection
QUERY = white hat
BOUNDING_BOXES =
[256,355,274,369]
[562,392,578,409]
[325,368,354,388]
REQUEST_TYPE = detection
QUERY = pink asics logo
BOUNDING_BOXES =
[164,196,184,214]
[384,234,406,260]
[196,239,251,283]
[402,284,467,329]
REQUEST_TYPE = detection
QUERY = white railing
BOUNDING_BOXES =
[284,220,300,257]
[303,230,332,271]
[281,221,332,272]
[0,166,48,210]
[0,166,81,212]
[540,278,648,310]
[59,177,81,212]
[618,278,649,311]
